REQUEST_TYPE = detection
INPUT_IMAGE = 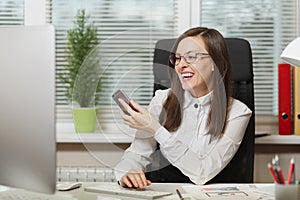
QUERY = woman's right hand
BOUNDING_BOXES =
[119,170,151,188]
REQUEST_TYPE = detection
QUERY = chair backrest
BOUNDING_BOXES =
[152,38,255,183]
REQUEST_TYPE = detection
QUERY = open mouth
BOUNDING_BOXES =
[181,72,194,80]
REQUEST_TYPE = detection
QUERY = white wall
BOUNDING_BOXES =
[24,0,47,25]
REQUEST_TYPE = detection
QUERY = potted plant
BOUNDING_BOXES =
[60,9,101,133]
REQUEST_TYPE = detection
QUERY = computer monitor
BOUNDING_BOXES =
[0,25,56,194]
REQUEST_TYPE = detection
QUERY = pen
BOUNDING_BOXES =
[291,170,296,184]
[272,159,281,183]
[176,188,184,200]
[287,158,294,184]
[277,166,285,184]
[267,163,280,183]
[273,155,285,184]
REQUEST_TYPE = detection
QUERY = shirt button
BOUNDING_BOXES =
[194,104,198,108]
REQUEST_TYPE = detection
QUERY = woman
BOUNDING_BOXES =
[114,27,252,188]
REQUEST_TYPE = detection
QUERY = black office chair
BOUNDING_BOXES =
[152,38,255,183]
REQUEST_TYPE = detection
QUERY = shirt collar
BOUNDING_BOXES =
[183,90,213,109]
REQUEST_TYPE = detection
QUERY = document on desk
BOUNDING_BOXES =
[182,184,274,200]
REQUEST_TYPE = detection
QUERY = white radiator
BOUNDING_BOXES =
[57,167,116,182]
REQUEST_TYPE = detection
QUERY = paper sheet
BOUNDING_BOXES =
[182,184,274,200]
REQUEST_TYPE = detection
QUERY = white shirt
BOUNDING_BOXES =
[114,89,252,184]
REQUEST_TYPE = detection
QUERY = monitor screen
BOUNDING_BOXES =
[0,25,56,194]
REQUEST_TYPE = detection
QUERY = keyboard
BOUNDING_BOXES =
[84,185,172,199]
[0,189,75,200]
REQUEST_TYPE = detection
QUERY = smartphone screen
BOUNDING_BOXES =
[112,89,137,115]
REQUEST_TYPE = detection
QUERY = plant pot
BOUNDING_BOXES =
[72,107,98,133]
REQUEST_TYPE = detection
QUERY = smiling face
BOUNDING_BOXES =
[175,36,215,98]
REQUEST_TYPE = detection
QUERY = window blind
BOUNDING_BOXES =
[47,0,177,123]
[200,0,299,115]
[0,0,24,26]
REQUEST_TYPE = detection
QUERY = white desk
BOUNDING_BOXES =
[0,182,276,200]
[70,182,276,199]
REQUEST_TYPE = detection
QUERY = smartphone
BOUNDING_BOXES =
[112,89,137,115]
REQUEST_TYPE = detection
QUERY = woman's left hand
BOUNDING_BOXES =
[118,99,161,135]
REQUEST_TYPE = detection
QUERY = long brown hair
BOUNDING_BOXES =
[159,27,232,139]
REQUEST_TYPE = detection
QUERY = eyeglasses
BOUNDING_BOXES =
[169,51,210,66]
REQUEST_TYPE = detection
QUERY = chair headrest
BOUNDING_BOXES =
[153,39,175,86]
[225,38,253,82]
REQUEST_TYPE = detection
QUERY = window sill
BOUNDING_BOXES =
[56,132,300,145]
[57,132,300,144]
[56,133,133,143]
[255,135,300,145]
[57,116,300,144]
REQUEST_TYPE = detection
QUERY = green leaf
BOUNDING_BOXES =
[59,9,101,107]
